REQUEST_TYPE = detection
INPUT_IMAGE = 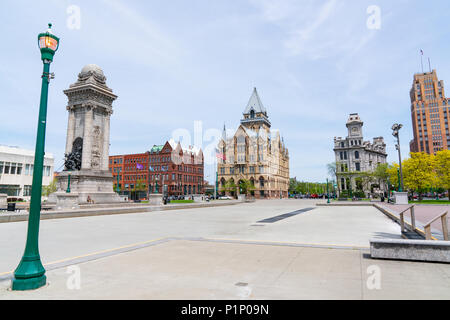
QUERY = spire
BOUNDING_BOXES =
[222,123,226,140]
[243,87,267,115]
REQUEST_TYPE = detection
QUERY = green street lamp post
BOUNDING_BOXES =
[116,174,120,194]
[326,179,330,204]
[387,177,391,202]
[397,168,401,192]
[12,24,59,291]
[66,173,71,193]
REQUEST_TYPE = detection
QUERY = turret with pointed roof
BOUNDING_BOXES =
[241,88,271,130]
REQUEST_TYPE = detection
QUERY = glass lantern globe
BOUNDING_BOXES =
[38,23,60,62]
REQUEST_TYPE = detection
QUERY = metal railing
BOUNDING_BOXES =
[399,205,416,233]
[424,211,449,241]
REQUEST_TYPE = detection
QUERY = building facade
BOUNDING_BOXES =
[217,88,290,199]
[409,69,450,154]
[109,140,204,199]
[333,114,387,196]
[0,145,54,199]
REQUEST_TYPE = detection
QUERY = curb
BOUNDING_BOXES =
[0,201,242,224]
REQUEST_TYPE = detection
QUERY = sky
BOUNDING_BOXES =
[1,0,450,184]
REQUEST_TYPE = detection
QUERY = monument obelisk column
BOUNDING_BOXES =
[65,107,75,155]
[81,106,93,170]
[48,64,121,206]
[102,112,111,171]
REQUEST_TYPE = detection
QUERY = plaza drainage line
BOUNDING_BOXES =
[257,207,316,223]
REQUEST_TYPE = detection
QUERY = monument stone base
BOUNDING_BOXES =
[393,192,409,205]
[51,192,80,210]
[0,194,7,206]
[149,194,163,206]
[48,170,122,205]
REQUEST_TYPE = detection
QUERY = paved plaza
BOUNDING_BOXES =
[0,200,449,299]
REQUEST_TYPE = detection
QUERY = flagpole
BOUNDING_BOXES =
[214,156,219,200]
[420,50,424,73]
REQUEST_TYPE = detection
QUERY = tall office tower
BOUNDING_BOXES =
[409,69,450,154]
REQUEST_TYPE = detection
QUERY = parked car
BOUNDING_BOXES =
[219,196,233,200]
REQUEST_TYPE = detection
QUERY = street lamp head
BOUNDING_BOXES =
[38,23,60,62]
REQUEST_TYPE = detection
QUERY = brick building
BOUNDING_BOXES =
[109,139,204,199]
[409,69,450,154]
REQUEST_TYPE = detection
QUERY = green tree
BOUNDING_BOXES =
[403,152,435,200]
[221,179,237,194]
[434,150,450,198]
[238,179,256,195]
[42,178,57,197]
[386,163,400,191]
[374,163,389,192]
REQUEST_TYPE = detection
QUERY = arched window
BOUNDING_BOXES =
[355,151,360,159]
[250,110,255,118]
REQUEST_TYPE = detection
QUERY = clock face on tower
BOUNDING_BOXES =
[352,127,359,135]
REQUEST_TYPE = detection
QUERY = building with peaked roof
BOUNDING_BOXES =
[109,139,204,199]
[217,88,290,199]
[333,113,387,197]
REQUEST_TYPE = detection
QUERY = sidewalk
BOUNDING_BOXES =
[1,238,449,300]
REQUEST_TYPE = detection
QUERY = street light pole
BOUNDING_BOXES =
[12,24,59,291]
[392,124,404,192]
[327,178,330,204]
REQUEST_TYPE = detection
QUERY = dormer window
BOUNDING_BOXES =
[250,109,255,119]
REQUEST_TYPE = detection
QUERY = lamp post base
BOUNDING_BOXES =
[12,274,47,291]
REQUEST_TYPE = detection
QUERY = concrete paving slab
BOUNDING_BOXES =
[1,239,449,300]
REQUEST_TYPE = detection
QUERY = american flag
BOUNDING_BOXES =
[215,148,226,161]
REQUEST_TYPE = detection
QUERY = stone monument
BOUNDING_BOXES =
[48,64,121,206]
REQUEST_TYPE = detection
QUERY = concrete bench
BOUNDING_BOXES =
[370,238,450,263]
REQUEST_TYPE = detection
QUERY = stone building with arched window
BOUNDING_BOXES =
[333,113,387,197]
[217,88,290,199]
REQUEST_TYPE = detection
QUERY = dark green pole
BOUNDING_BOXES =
[66,173,71,193]
[387,177,391,202]
[116,174,120,193]
[12,62,51,291]
[327,179,330,203]
[397,168,401,192]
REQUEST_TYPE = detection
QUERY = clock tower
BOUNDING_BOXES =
[346,113,363,138]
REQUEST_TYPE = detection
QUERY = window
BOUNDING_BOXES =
[10,163,16,175]
[355,163,361,171]
[4,162,10,174]
[17,163,23,175]
[355,151,360,159]
[24,185,32,197]
[0,161,3,174]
